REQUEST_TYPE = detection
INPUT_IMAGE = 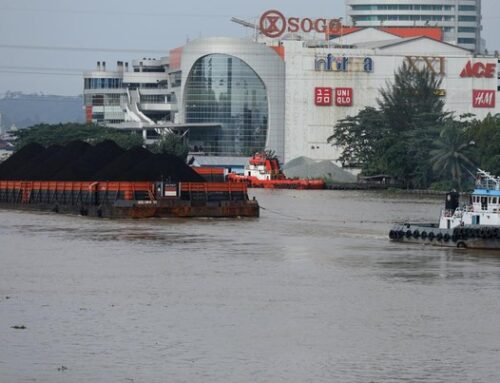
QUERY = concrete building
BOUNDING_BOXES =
[84,9,498,165]
[345,0,483,52]
[83,58,185,140]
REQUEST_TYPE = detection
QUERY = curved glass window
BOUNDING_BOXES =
[184,54,268,156]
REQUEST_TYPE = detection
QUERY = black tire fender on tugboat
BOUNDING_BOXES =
[428,232,435,241]
[413,230,420,238]
[406,230,412,238]
[457,241,467,249]
[389,230,396,240]
[443,233,451,242]
[421,231,428,239]
[436,233,443,241]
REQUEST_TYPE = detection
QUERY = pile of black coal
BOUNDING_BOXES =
[0,141,204,182]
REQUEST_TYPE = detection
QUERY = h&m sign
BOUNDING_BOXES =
[406,56,445,76]
[473,90,496,108]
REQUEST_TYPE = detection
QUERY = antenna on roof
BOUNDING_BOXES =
[231,17,261,41]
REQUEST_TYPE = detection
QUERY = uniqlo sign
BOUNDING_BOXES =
[473,90,496,108]
[315,87,332,106]
[335,88,353,106]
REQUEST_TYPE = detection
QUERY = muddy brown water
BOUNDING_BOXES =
[1,190,499,382]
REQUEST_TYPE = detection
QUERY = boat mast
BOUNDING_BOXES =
[476,169,500,190]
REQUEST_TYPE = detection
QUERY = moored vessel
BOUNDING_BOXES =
[389,169,500,249]
[227,152,326,189]
[0,141,259,219]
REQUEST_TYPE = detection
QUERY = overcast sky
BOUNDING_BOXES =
[0,0,499,96]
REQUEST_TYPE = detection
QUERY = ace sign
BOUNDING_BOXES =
[335,88,353,106]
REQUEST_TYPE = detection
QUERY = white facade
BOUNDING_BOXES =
[281,34,497,162]
[83,59,178,136]
[346,0,483,52]
[84,28,498,164]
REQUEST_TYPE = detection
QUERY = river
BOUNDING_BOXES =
[1,190,499,382]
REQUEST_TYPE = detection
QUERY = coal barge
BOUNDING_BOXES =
[389,169,500,249]
[0,141,259,218]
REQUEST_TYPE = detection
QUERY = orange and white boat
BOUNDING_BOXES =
[227,152,325,190]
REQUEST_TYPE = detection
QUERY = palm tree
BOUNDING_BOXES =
[430,120,476,190]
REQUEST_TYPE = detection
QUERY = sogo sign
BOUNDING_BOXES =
[260,10,342,38]
[460,61,496,78]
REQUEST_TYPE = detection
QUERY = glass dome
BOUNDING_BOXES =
[184,54,268,156]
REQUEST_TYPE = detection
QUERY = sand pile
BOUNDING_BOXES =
[283,156,356,183]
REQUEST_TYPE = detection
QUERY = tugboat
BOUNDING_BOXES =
[227,152,325,190]
[389,169,500,249]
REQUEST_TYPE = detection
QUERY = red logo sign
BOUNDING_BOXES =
[335,88,353,106]
[260,9,342,38]
[473,90,496,108]
[85,105,93,122]
[259,10,287,39]
[460,61,496,78]
[315,87,332,106]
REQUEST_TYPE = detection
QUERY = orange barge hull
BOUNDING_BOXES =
[0,180,259,218]
[227,175,325,190]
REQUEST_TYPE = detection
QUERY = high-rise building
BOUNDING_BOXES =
[345,0,483,52]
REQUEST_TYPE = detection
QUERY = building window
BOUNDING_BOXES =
[184,54,269,157]
[83,78,122,89]
[459,5,476,12]
[458,27,477,33]
[458,38,476,44]
[459,16,477,22]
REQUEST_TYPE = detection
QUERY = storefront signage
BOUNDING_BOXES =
[85,106,93,123]
[434,89,447,97]
[314,87,353,107]
[335,88,353,106]
[315,87,332,106]
[314,55,374,73]
[260,9,342,38]
[473,90,496,108]
[406,56,445,76]
[460,61,496,78]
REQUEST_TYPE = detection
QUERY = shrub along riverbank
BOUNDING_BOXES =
[328,63,499,191]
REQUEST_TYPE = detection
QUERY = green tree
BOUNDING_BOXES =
[13,123,143,150]
[150,134,189,160]
[329,62,448,188]
[328,107,387,168]
[467,114,500,175]
[430,119,476,190]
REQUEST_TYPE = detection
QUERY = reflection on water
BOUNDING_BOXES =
[1,190,500,382]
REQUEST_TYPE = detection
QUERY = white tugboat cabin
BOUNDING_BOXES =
[439,169,500,229]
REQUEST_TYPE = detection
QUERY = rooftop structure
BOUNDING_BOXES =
[345,0,483,53]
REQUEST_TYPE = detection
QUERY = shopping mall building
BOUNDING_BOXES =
[83,9,499,164]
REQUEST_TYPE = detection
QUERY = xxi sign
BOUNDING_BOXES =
[259,10,342,38]
[406,56,445,76]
